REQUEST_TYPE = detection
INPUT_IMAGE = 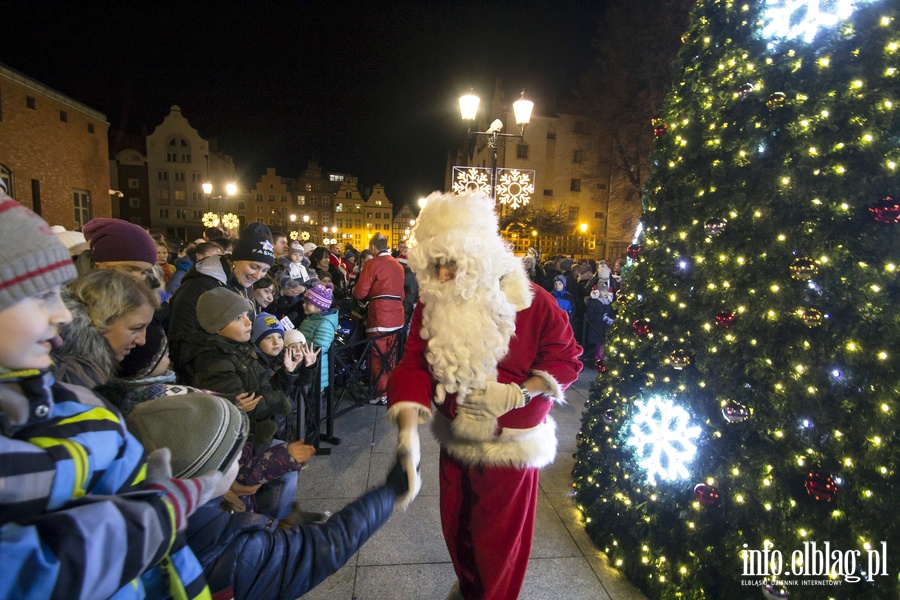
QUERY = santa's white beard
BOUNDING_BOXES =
[418,277,517,404]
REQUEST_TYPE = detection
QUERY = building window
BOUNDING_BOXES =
[335,203,343,213]
[191,173,201,182]
[298,195,306,205]
[193,210,202,219]
[256,206,264,214]
[546,132,556,140]
[159,209,170,219]
[128,178,140,189]
[129,198,140,208]
[166,153,177,162]
[73,190,92,229]
[336,217,343,228]
[237,201,246,210]
[268,194,275,202]
[543,189,554,196]
[87,123,94,133]
[158,171,168,181]
[568,207,580,221]
[573,150,583,163]
[174,172,185,182]
[26,96,36,110]
[256,193,263,201]
[367,211,373,219]
[570,178,581,192]
[176,209,187,219]
[181,154,191,163]
[516,144,529,159]
[158,189,170,200]
[322,197,330,207]
[281,195,287,202]
[174,190,186,201]
[59,111,68,123]
[306,184,312,191]
[322,214,330,225]
[0,164,12,197]
[192,192,199,202]
[311,197,319,207]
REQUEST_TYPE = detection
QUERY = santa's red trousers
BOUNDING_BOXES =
[439,449,540,600]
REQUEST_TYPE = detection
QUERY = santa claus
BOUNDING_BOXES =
[386,192,583,600]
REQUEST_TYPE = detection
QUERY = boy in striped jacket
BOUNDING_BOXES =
[0,188,221,600]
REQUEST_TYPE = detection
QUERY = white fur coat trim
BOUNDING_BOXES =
[435,411,558,469]
[531,369,566,405]
[386,401,433,426]
[500,263,534,312]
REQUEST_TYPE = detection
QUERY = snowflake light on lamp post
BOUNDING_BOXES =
[202,212,220,228]
[221,213,240,231]
[452,167,492,196]
[496,169,534,209]
[762,0,877,43]
[625,395,701,485]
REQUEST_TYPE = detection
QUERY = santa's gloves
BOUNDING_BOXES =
[144,448,223,533]
[457,381,525,421]
[395,427,422,510]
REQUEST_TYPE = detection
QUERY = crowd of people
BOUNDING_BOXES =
[2,179,622,598]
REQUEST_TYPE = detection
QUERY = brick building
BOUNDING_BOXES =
[0,64,111,229]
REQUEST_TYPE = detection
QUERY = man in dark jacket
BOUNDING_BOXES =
[128,393,410,600]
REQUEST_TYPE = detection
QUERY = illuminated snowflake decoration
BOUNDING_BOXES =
[202,212,220,228]
[290,230,299,240]
[496,169,535,209]
[300,231,310,241]
[222,213,240,230]
[626,396,701,485]
[452,167,492,196]
[762,0,877,43]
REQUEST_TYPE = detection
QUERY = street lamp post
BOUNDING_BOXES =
[459,89,534,200]
[579,223,588,259]
[201,182,238,233]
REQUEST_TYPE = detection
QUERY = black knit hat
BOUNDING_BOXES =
[231,222,275,266]
[119,325,168,379]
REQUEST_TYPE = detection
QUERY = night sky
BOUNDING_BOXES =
[1,1,600,207]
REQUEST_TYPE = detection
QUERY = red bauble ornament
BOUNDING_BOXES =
[654,124,668,138]
[632,319,651,337]
[715,310,736,328]
[869,197,900,224]
[594,359,607,374]
[804,473,838,502]
[626,244,642,259]
[694,483,721,507]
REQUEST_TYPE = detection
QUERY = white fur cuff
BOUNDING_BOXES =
[386,401,432,426]
[531,369,566,404]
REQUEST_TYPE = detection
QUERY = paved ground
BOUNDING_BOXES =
[296,367,649,600]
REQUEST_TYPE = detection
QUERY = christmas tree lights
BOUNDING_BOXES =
[574,0,899,597]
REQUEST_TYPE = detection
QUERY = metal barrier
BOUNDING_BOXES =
[287,323,406,455]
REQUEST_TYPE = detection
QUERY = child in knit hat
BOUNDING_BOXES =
[297,284,338,439]
[185,287,306,519]
[0,195,219,598]
[126,392,411,599]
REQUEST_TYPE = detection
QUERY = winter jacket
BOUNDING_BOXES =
[185,484,396,600]
[584,298,616,347]
[166,255,194,294]
[0,369,208,600]
[169,255,256,379]
[52,288,119,389]
[297,310,339,390]
[182,332,290,450]
[551,289,576,320]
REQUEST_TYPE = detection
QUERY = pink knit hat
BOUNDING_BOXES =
[304,284,332,311]
[83,218,157,264]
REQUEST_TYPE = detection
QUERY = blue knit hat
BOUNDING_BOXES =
[252,312,284,345]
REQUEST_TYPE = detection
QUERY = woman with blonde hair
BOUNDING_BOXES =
[53,268,160,388]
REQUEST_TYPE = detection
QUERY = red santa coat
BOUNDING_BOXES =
[387,282,583,469]
[353,251,405,332]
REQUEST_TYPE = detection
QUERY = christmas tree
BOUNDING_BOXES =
[573,1,899,598]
